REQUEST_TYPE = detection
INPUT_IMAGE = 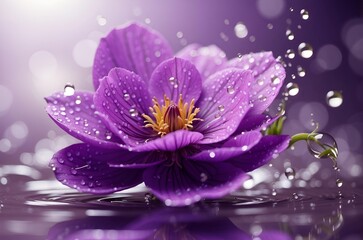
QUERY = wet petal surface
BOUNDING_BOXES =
[93,23,173,89]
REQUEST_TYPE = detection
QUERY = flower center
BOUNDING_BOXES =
[142,94,202,136]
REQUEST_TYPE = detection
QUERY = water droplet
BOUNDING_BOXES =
[307,132,338,160]
[227,86,235,94]
[75,96,81,105]
[258,95,267,102]
[218,105,225,112]
[300,9,309,20]
[286,29,294,40]
[297,65,306,77]
[326,91,343,108]
[237,53,243,58]
[298,42,314,58]
[200,173,208,182]
[129,108,139,117]
[105,131,112,140]
[123,93,130,101]
[209,152,216,158]
[285,167,296,180]
[71,168,77,175]
[257,79,264,86]
[271,189,277,196]
[169,76,178,87]
[241,145,248,151]
[234,22,248,38]
[292,193,299,200]
[271,76,281,86]
[286,82,299,96]
[336,179,343,188]
[286,49,295,59]
[64,83,75,96]
[96,15,107,26]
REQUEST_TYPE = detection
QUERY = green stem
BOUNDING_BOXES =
[288,133,317,147]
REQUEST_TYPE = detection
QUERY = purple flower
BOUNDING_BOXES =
[46,23,290,206]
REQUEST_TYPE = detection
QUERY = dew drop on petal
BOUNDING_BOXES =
[286,29,294,40]
[129,108,139,117]
[326,91,343,108]
[200,173,208,182]
[227,86,235,94]
[300,9,309,20]
[209,152,216,158]
[297,65,306,77]
[234,22,248,38]
[64,83,75,96]
[271,76,281,86]
[75,96,82,105]
[285,167,296,180]
[286,82,299,96]
[241,145,248,151]
[218,105,225,112]
[298,42,314,58]
[71,168,77,175]
[286,49,295,59]
[105,131,112,140]
[123,93,130,101]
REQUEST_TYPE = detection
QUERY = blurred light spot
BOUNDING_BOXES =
[299,102,329,130]
[72,39,97,68]
[96,15,107,26]
[0,138,11,152]
[0,165,41,179]
[1,177,8,185]
[348,53,363,76]
[29,50,58,79]
[257,0,285,19]
[342,19,363,56]
[9,121,29,139]
[86,210,117,216]
[316,44,342,71]
[234,22,248,38]
[350,163,362,177]
[0,85,13,115]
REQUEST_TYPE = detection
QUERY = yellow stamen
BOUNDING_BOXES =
[142,94,202,137]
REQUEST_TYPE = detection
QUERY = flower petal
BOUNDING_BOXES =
[93,23,173,89]
[143,159,249,206]
[176,44,227,80]
[45,91,122,148]
[107,151,165,169]
[227,52,285,115]
[132,130,203,152]
[195,69,253,144]
[190,131,262,162]
[148,57,202,104]
[94,68,154,146]
[50,143,144,194]
[236,114,279,133]
[230,135,290,172]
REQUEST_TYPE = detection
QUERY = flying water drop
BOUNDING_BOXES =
[298,42,314,58]
[286,82,299,96]
[234,22,248,38]
[300,9,309,20]
[285,167,296,180]
[286,49,295,59]
[326,91,343,108]
[286,29,294,40]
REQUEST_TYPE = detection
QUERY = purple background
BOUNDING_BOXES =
[0,0,362,182]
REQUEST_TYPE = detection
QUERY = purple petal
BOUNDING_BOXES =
[194,69,253,144]
[227,52,285,115]
[176,44,227,80]
[190,131,262,162]
[45,91,123,148]
[132,130,203,152]
[93,22,173,89]
[50,143,144,194]
[148,57,202,104]
[144,159,249,206]
[107,151,165,169]
[94,68,154,146]
[230,135,290,172]
[236,114,279,133]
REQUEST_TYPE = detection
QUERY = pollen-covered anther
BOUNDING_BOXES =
[142,94,202,136]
